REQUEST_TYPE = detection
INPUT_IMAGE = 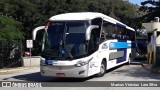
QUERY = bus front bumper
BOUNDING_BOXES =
[40,64,88,78]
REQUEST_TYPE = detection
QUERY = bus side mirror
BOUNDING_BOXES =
[86,25,99,40]
[32,26,45,40]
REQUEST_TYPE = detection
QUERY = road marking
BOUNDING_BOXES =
[0,67,35,74]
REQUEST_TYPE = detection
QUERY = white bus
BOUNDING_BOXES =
[33,12,135,78]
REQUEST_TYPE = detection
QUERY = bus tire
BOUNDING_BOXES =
[96,60,106,77]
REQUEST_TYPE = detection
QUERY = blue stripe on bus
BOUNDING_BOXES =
[47,60,58,62]
[45,60,58,64]
[116,40,127,64]
[116,23,126,28]
[110,42,131,49]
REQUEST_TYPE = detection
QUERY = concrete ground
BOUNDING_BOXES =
[0,58,160,90]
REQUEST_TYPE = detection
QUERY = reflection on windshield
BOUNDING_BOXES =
[47,22,65,49]
[42,21,89,59]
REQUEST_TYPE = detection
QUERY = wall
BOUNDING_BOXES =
[22,56,40,67]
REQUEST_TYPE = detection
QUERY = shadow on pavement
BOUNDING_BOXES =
[113,59,160,80]
[3,57,160,82]
[5,72,95,82]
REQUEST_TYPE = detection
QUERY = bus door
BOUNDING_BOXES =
[87,18,102,76]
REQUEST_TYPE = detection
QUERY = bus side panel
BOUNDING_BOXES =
[107,49,118,69]
[98,41,118,70]
[108,40,132,67]
[116,40,128,64]
[87,52,101,76]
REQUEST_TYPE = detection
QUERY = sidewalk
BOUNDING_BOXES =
[0,67,36,74]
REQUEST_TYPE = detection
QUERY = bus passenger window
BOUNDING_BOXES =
[117,34,122,39]
[102,22,108,39]
[121,28,127,40]
[112,34,116,38]
[126,30,130,40]
[123,35,127,40]
[104,33,109,38]
[104,22,113,39]
[100,30,107,42]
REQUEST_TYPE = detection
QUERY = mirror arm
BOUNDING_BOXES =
[86,25,99,40]
[32,26,45,40]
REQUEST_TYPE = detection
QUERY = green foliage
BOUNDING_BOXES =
[0,0,138,33]
[114,1,136,25]
[0,0,140,55]
[139,0,160,22]
[0,16,24,40]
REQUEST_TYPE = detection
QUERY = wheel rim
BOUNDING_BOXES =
[100,63,105,74]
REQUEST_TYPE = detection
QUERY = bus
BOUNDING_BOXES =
[33,12,135,78]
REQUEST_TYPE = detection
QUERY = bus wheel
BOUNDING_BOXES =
[96,60,106,77]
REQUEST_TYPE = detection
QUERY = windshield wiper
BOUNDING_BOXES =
[68,52,74,59]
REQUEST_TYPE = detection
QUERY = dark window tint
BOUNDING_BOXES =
[102,22,117,39]
[127,30,135,40]
[67,22,86,33]
[101,20,135,40]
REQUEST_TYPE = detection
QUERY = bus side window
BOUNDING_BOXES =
[121,27,127,40]
[112,34,117,39]
[127,30,135,40]
[102,22,112,39]
[117,26,120,39]
[101,21,108,42]
[122,29,127,40]
[112,24,117,39]
[126,30,130,40]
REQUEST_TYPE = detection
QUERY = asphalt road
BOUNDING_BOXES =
[0,64,160,90]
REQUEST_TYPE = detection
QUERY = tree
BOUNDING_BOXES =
[0,16,24,40]
[0,0,46,39]
[101,0,137,27]
[115,0,136,27]
[139,0,160,22]
[0,0,140,55]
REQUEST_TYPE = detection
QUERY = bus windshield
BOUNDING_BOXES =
[42,21,89,60]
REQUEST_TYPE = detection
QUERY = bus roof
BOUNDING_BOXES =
[49,12,135,31]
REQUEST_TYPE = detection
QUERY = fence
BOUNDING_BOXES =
[0,40,23,69]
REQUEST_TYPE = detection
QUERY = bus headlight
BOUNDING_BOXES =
[40,58,47,66]
[75,57,93,67]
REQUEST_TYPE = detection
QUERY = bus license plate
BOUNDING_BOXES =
[56,73,65,77]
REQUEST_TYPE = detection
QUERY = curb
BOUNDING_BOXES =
[0,67,33,74]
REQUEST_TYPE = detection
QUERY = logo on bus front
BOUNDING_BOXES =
[102,43,108,49]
